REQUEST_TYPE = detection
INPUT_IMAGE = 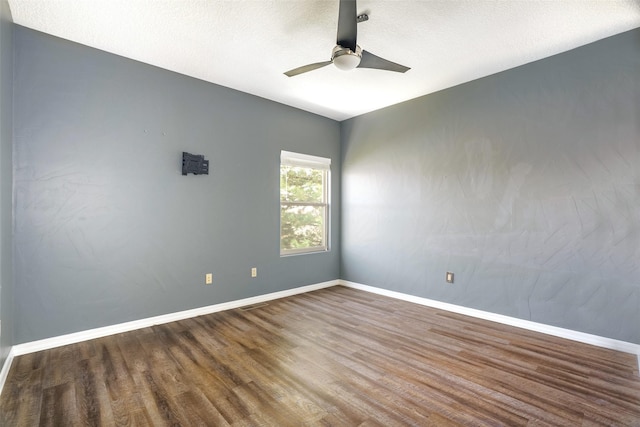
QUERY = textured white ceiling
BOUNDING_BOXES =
[8,0,640,121]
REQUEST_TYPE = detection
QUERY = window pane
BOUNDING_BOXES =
[280,204,325,251]
[280,166,324,203]
[280,151,330,256]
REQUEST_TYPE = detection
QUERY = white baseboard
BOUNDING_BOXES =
[12,280,338,357]
[5,277,639,387]
[339,280,640,362]
[0,347,15,397]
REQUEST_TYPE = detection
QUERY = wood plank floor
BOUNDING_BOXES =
[1,286,639,426]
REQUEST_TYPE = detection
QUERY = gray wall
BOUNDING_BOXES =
[8,24,640,346]
[13,27,340,343]
[341,29,640,344]
[0,0,13,366]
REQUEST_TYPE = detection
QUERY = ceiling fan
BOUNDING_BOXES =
[284,0,410,77]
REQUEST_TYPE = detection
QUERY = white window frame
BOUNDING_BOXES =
[280,150,331,256]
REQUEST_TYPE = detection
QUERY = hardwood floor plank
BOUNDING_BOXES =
[39,382,79,427]
[174,390,230,427]
[0,353,46,426]
[166,345,252,423]
[1,286,639,426]
[139,369,186,426]
[74,358,106,427]
[128,408,156,427]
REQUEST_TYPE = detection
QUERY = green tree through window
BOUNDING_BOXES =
[280,151,330,255]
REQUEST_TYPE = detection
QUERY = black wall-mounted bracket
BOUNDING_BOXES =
[182,152,209,175]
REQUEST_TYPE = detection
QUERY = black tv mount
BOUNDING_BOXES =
[182,152,209,176]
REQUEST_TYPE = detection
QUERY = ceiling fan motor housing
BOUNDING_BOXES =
[332,45,362,70]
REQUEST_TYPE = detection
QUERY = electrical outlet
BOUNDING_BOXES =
[446,272,454,284]
[251,267,257,278]
[205,273,213,285]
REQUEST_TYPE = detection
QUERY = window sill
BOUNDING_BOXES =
[280,248,330,257]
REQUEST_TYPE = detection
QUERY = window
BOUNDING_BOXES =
[280,151,331,255]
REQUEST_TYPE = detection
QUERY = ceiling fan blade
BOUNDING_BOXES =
[284,61,333,77]
[358,50,410,73]
[336,0,357,51]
